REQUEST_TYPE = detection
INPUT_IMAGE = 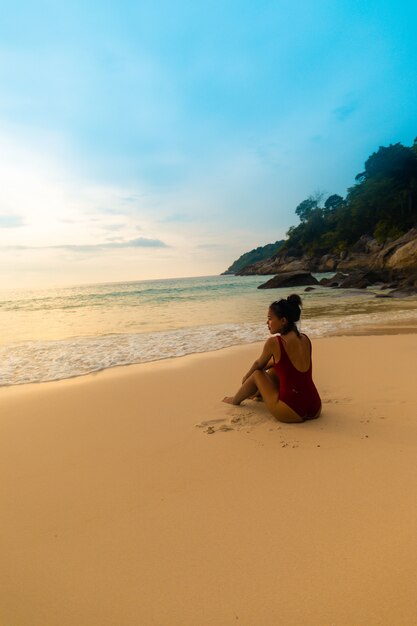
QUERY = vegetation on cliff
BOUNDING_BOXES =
[223,240,284,274]
[284,137,417,257]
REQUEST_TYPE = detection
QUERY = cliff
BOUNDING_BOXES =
[222,240,284,275]
[232,228,417,277]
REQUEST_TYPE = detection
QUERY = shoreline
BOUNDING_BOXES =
[1,317,417,392]
[2,270,417,389]
[1,331,417,625]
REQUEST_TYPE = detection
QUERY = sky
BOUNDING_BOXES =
[1,0,416,289]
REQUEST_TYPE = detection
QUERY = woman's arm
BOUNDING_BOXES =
[242,338,276,383]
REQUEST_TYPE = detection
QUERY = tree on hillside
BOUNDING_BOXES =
[355,143,417,183]
[324,194,344,212]
[282,136,417,256]
[295,191,326,222]
[351,143,417,240]
[295,197,317,222]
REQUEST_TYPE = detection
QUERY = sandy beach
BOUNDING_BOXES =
[1,333,417,626]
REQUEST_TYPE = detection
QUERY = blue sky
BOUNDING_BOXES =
[1,0,416,288]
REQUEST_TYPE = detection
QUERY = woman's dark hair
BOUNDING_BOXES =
[269,294,302,335]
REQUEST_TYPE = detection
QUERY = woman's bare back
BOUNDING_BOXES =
[272,331,311,372]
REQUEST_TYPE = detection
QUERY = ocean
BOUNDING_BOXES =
[1,274,417,387]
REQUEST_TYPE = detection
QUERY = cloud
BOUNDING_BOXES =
[333,101,358,122]
[0,129,168,254]
[0,214,24,228]
[3,237,169,252]
[121,195,148,203]
[114,237,168,248]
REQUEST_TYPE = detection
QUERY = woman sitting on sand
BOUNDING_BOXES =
[223,294,321,423]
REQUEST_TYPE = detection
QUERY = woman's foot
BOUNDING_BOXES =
[222,396,239,405]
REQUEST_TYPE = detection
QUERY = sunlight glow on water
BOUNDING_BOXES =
[1,275,416,385]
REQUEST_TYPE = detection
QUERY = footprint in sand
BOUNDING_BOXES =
[203,424,235,435]
[194,418,235,434]
[231,410,268,430]
[197,406,276,435]
[280,439,300,448]
[195,418,226,428]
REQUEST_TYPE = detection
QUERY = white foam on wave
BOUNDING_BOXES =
[302,308,417,337]
[0,323,266,386]
[1,308,417,386]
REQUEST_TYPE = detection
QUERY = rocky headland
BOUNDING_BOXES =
[232,228,417,296]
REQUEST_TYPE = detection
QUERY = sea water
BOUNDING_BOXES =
[1,274,417,386]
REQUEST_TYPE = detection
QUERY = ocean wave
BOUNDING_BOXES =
[2,308,417,387]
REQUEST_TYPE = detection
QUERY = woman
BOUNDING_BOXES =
[223,294,321,423]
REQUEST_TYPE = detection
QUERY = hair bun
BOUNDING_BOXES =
[286,294,302,321]
[287,294,302,307]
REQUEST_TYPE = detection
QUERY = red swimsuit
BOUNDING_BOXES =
[273,334,321,420]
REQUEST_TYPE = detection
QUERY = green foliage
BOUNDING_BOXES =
[295,197,318,222]
[358,143,417,183]
[225,136,417,274]
[324,194,344,212]
[284,138,417,254]
[225,240,284,274]
[374,221,404,244]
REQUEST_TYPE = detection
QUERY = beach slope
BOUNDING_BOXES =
[1,334,417,626]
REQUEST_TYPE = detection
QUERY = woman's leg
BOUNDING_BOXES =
[252,370,303,422]
[224,370,279,406]
[249,367,278,400]
[223,374,259,405]
[224,370,302,423]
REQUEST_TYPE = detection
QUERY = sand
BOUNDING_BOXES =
[1,333,417,626]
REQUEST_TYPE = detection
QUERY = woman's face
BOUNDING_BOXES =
[267,308,286,334]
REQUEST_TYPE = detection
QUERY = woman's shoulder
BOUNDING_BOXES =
[265,335,280,356]
[299,333,312,354]
[265,334,279,345]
